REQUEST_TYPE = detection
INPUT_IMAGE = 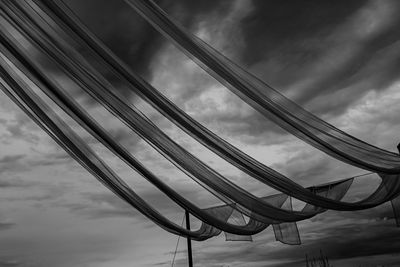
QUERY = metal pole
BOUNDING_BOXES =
[185,210,193,267]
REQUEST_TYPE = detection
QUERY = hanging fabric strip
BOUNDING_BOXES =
[272,197,301,245]
[225,208,253,242]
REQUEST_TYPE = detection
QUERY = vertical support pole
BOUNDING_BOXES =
[185,210,193,267]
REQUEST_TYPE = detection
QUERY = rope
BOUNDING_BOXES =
[171,213,186,267]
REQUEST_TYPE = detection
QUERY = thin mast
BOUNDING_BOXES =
[185,210,193,267]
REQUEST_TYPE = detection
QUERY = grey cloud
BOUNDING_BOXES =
[57,190,172,221]
[0,222,16,231]
[4,112,40,144]
[0,155,29,175]
[26,152,73,167]
[0,261,22,267]
[0,177,35,189]
[240,0,400,117]
[0,155,25,164]
[56,178,216,225]
[0,181,72,204]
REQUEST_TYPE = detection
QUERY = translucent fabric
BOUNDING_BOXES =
[302,178,354,213]
[0,19,275,239]
[31,0,400,213]
[199,180,354,243]
[122,0,400,174]
[0,1,331,226]
[225,209,253,242]
[1,0,400,243]
[272,197,301,245]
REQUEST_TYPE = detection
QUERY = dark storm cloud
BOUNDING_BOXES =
[238,0,400,116]
[63,0,229,87]
[177,0,400,145]
[64,0,163,81]
[34,0,234,112]
[239,1,367,67]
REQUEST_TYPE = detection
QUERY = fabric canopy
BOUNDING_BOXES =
[0,0,399,243]
[34,0,400,212]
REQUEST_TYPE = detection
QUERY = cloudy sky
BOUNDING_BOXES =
[1,0,400,266]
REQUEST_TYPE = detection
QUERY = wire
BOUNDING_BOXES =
[171,213,186,267]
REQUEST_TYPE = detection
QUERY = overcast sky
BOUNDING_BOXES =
[1,0,400,266]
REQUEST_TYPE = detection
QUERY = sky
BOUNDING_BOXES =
[1,0,400,266]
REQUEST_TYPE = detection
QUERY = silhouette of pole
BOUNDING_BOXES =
[185,210,193,267]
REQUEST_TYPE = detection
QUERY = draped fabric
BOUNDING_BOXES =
[0,0,400,243]
[302,178,354,213]
[123,0,400,175]
[33,0,400,213]
[200,179,353,243]
[273,197,301,245]
[225,209,253,241]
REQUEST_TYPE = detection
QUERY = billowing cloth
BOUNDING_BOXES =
[200,179,354,244]
[32,0,400,212]
[1,0,400,243]
[0,24,274,239]
[225,209,253,242]
[272,197,301,245]
[123,0,400,175]
[0,2,317,224]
